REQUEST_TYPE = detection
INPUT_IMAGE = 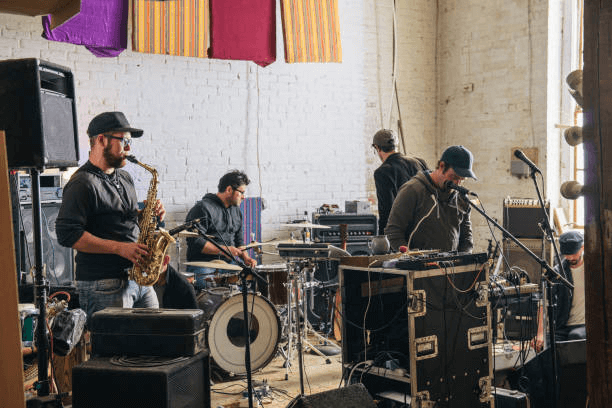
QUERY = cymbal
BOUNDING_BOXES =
[240,241,267,249]
[183,261,243,271]
[178,231,199,238]
[280,222,331,229]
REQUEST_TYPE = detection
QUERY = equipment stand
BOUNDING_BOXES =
[281,260,332,390]
[30,168,52,397]
[459,181,571,408]
[192,223,266,408]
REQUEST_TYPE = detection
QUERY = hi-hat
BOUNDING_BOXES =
[183,261,243,271]
[178,231,200,238]
[280,222,331,229]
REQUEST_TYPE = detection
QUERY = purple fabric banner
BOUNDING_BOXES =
[42,0,129,58]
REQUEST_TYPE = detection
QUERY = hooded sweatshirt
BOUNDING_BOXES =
[384,171,473,253]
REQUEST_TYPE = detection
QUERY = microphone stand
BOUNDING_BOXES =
[527,167,567,408]
[192,223,266,408]
[456,186,572,408]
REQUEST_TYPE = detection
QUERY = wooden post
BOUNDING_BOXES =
[0,131,26,407]
[583,1,612,407]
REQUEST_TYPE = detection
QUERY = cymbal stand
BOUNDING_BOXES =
[281,259,332,391]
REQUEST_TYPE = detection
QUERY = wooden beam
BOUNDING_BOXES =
[0,131,26,407]
[583,1,612,406]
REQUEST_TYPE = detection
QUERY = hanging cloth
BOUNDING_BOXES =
[42,0,129,58]
[280,0,342,63]
[132,0,209,58]
[209,0,276,67]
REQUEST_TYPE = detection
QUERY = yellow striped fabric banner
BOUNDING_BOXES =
[132,0,209,58]
[280,0,342,63]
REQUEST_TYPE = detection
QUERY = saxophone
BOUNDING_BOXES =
[126,155,175,286]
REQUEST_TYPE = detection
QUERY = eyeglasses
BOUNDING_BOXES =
[105,134,132,148]
[233,187,246,196]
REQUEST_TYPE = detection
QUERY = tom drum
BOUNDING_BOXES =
[255,263,288,305]
[197,287,280,375]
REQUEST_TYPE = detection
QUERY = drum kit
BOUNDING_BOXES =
[175,223,341,386]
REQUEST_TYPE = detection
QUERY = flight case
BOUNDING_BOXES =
[340,252,493,407]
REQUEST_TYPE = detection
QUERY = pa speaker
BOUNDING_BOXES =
[19,202,74,286]
[290,384,376,408]
[72,352,211,408]
[0,58,79,169]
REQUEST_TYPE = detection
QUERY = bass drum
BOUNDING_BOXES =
[197,287,281,376]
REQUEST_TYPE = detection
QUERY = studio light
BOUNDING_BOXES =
[566,69,583,108]
[563,126,583,146]
[560,180,585,200]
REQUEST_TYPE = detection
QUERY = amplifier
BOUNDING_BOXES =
[311,213,377,243]
[503,198,550,239]
[18,173,63,202]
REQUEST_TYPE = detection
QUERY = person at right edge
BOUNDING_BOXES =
[384,145,477,253]
[551,230,586,341]
[372,129,428,233]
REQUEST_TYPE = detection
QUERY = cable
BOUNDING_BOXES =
[407,194,438,249]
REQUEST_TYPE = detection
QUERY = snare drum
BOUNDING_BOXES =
[255,263,288,305]
[197,287,280,376]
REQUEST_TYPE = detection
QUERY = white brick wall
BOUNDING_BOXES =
[436,0,552,251]
[1,0,567,258]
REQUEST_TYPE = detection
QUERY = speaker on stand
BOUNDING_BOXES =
[0,58,79,399]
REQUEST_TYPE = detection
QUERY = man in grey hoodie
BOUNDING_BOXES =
[385,145,477,252]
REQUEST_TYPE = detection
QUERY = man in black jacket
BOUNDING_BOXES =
[552,231,586,341]
[154,255,198,309]
[372,129,428,233]
[185,170,256,289]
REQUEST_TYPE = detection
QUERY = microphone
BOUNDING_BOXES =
[445,181,477,197]
[560,180,585,200]
[513,149,541,174]
[168,218,203,235]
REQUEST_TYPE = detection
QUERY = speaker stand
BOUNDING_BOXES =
[25,168,55,398]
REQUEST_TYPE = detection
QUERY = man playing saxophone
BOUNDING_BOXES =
[56,111,166,323]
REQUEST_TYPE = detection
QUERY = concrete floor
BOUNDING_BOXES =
[210,337,344,408]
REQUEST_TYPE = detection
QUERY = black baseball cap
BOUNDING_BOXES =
[559,231,584,255]
[440,145,477,180]
[87,112,144,138]
[372,129,396,149]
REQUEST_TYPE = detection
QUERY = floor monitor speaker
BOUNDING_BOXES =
[290,384,376,408]
[0,58,79,169]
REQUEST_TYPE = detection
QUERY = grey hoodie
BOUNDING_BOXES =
[384,171,473,252]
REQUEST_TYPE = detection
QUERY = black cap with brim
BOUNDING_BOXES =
[559,231,584,255]
[441,145,477,180]
[87,111,144,138]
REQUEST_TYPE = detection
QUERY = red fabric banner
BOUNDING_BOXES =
[209,0,276,67]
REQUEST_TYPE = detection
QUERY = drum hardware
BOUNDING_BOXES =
[280,259,337,393]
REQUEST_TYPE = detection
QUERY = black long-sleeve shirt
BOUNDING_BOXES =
[185,193,244,262]
[56,161,140,281]
[374,153,428,233]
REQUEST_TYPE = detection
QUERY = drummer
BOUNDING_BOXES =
[185,170,257,290]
